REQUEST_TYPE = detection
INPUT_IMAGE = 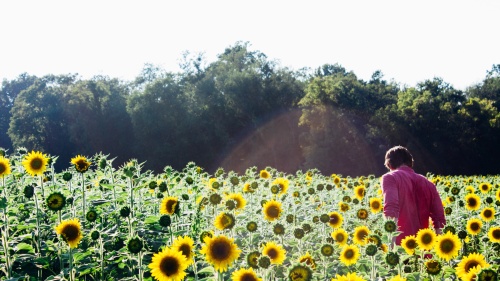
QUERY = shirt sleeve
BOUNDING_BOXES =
[428,182,446,231]
[381,174,399,219]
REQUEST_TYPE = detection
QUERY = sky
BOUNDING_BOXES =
[1,0,499,91]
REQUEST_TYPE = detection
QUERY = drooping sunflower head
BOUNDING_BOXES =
[434,232,461,261]
[127,237,144,254]
[46,192,66,212]
[369,197,383,213]
[271,178,289,194]
[160,196,179,215]
[384,220,397,233]
[416,228,437,251]
[425,259,442,275]
[356,208,369,220]
[262,241,286,265]
[262,200,282,222]
[455,253,490,280]
[465,193,481,211]
[480,207,495,222]
[247,221,258,232]
[86,209,98,222]
[353,226,370,246]
[273,223,285,236]
[385,252,400,267]
[331,228,348,246]
[478,182,492,194]
[148,246,189,281]
[226,193,246,210]
[476,268,498,281]
[0,156,11,177]
[353,185,365,200]
[298,252,316,269]
[55,218,83,249]
[200,235,241,272]
[231,267,262,281]
[70,155,91,173]
[246,251,260,269]
[365,244,378,256]
[367,234,382,247]
[488,226,500,243]
[339,244,360,266]
[214,212,236,231]
[288,264,313,281]
[209,193,222,205]
[320,244,334,257]
[172,236,195,265]
[328,211,343,229]
[467,218,483,236]
[401,235,418,255]
[23,151,49,176]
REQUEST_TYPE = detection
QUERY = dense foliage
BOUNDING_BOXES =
[1,42,500,176]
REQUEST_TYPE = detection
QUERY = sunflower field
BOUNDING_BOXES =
[0,149,499,281]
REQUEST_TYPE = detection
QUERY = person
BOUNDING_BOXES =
[381,146,445,245]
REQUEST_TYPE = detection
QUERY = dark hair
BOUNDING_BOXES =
[384,146,414,169]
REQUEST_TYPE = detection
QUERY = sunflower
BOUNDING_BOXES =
[55,218,83,248]
[339,244,360,266]
[478,182,492,193]
[416,228,436,251]
[331,228,349,246]
[288,264,313,281]
[477,268,498,281]
[209,193,222,205]
[401,235,418,255]
[71,155,91,173]
[387,275,407,281]
[356,208,369,220]
[298,252,316,269]
[214,212,236,231]
[273,223,285,236]
[496,189,500,201]
[384,220,397,233]
[465,193,481,211]
[243,183,254,193]
[352,226,370,246]
[465,185,475,194]
[259,170,270,179]
[331,272,366,281]
[0,156,11,177]
[320,244,334,257]
[226,193,246,210]
[149,246,189,281]
[455,253,490,281]
[369,197,382,213]
[160,196,179,215]
[246,251,260,269]
[339,202,350,212]
[480,207,495,222]
[231,267,262,281]
[466,218,482,236]
[46,192,66,212]
[200,235,241,272]
[327,211,343,228]
[247,221,258,232]
[172,236,195,265]
[22,151,49,176]
[271,178,289,194]
[127,237,144,254]
[488,226,500,243]
[425,259,442,276]
[354,185,365,200]
[434,232,461,261]
[262,200,282,221]
[262,241,286,265]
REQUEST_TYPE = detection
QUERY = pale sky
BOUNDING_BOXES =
[1,0,499,90]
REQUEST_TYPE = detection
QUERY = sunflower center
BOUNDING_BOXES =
[76,160,88,170]
[357,189,364,197]
[439,239,455,253]
[470,222,480,231]
[371,201,380,209]
[335,233,345,242]
[344,249,354,259]
[62,225,80,241]
[421,233,433,244]
[160,256,180,276]
[330,215,339,224]
[492,229,500,239]
[240,273,258,281]
[267,248,278,259]
[290,271,305,281]
[31,158,43,170]
[468,198,477,207]
[166,200,177,213]
[357,230,368,240]
[179,244,191,258]
[211,240,231,260]
[464,261,480,273]
[483,210,493,218]
[406,240,417,249]
[0,164,5,173]
[267,206,280,218]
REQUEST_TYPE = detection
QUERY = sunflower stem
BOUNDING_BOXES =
[1,211,12,279]
[129,177,134,217]
[138,251,143,281]
[81,173,86,228]
[99,236,105,281]
[69,247,74,281]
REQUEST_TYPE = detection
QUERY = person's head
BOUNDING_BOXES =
[384,146,414,170]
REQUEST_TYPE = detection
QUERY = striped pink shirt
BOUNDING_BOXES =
[381,166,446,245]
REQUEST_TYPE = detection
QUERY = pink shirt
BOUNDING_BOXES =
[381,166,446,245]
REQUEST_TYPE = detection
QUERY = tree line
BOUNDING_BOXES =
[1,42,499,176]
